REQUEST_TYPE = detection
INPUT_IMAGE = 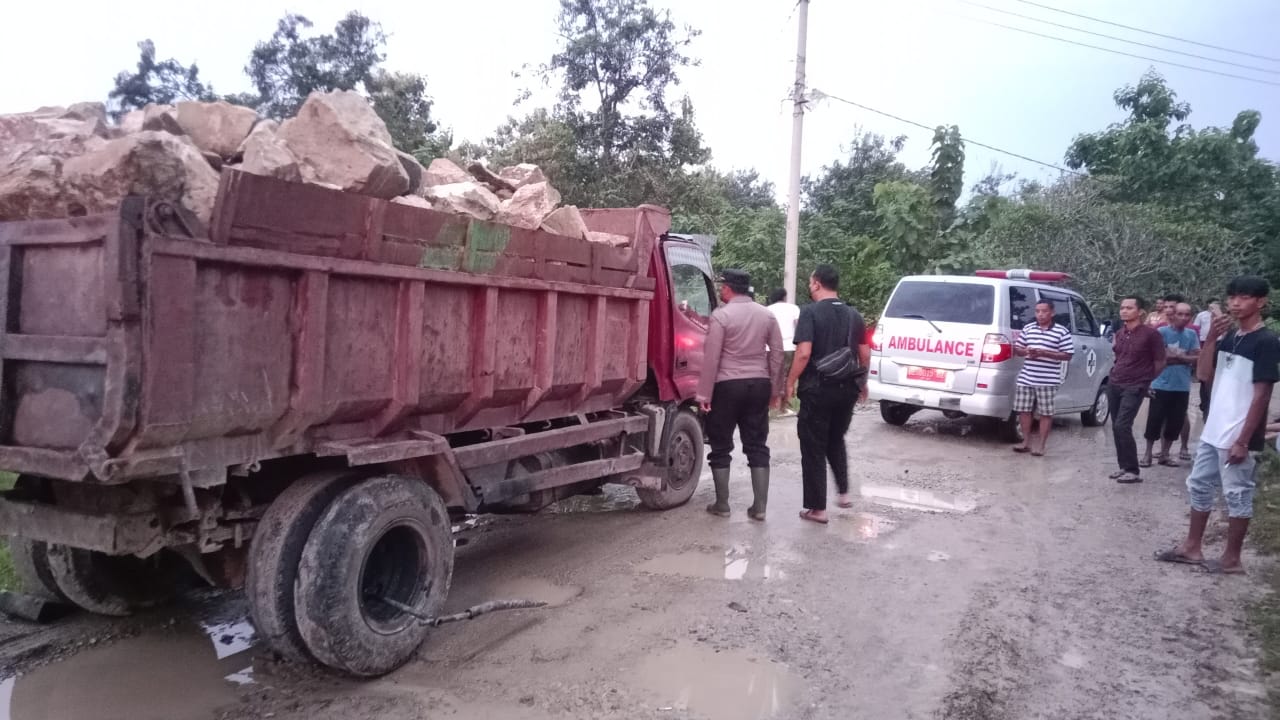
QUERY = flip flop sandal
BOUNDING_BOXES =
[1012,446,1031,454]
[798,510,829,525]
[1116,473,1143,484]
[1138,459,1153,468]
[1195,559,1246,575]
[1159,458,1180,468]
[836,498,854,509]
[1153,548,1203,565]
[1031,449,1044,457]
[1179,450,1193,461]
[1108,470,1126,479]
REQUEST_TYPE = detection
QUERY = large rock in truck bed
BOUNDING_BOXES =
[0,90,629,254]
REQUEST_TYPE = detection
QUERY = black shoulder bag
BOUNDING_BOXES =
[813,305,866,382]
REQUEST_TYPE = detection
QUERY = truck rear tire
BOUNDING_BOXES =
[44,545,175,616]
[637,410,703,510]
[246,470,363,662]
[294,475,454,677]
[8,539,68,602]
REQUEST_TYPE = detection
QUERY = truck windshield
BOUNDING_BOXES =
[884,281,995,325]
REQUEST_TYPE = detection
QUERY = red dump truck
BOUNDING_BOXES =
[0,171,720,675]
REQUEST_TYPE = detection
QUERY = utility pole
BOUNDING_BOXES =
[783,0,809,304]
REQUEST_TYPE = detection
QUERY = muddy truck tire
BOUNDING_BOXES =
[294,475,454,677]
[8,539,69,603]
[44,545,176,616]
[637,410,703,510]
[245,470,364,662]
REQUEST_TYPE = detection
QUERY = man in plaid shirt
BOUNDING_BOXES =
[1011,299,1074,456]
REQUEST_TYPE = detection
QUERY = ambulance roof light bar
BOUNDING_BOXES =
[974,269,1072,283]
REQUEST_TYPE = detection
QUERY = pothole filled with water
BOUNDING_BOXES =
[832,512,898,542]
[1,617,256,720]
[636,545,783,581]
[632,642,800,720]
[859,483,976,513]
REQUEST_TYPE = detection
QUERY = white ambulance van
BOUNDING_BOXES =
[867,270,1115,440]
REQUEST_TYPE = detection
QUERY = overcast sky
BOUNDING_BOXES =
[4,0,1277,197]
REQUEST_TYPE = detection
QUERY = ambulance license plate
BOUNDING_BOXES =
[905,366,951,386]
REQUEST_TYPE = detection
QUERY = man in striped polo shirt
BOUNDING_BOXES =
[1011,300,1074,456]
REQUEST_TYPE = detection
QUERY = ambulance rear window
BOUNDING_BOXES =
[884,281,994,325]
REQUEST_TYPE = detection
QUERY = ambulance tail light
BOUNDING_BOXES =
[869,324,882,351]
[981,333,1013,363]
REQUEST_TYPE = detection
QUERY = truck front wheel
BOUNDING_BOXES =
[294,475,454,677]
[8,539,68,603]
[637,410,704,510]
[45,545,175,616]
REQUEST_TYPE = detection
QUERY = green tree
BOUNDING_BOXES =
[1065,69,1280,278]
[803,131,924,238]
[106,40,218,120]
[366,70,441,154]
[929,125,965,230]
[244,12,387,119]
[492,0,711,209]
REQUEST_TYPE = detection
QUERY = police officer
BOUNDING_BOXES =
[697,269,785,521]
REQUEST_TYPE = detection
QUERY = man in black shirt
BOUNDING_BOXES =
[786,264,868,524]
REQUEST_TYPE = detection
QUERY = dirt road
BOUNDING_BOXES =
[0,407,1273,720]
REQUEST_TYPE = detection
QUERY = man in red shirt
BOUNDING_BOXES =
[1108,296,1167,483]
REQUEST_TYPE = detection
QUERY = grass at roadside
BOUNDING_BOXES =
[0,471,13,591]
[1249,452,1280,712]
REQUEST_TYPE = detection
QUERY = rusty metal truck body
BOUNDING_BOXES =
[0,172,721,675]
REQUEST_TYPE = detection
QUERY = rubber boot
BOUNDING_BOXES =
[747,466,769,521]
[705,468,731,517]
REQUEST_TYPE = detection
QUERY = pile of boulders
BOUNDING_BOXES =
[0,90,627,246]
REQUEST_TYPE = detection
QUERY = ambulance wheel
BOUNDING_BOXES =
[294,475,453,677]
[1082,383,1110,427]
[637,410,703,510]
[994,413,1024,444]
[879,401,916,427]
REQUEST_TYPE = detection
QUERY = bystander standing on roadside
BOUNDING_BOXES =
[766,288,800,417]
[1108,296,1167,484]
[1140,302,1199,468]
[1156,277,1279,575]
[1010,300,1073,457]
[1195,301,1223,418]
[697,270,785,521]
[786,264,868,525]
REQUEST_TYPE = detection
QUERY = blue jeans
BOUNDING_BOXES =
[1186,441,1257,519]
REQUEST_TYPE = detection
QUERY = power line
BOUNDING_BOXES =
[955,0,1280,76]
[962,17,1280,88]
[809,90,1084,176]
[1012,0,1280,64]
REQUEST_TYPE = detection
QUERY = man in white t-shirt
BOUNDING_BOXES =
[767,289,801,414]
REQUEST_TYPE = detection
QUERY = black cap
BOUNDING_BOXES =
[717,269,752,294]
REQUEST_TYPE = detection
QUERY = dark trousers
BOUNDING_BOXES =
[705,378,773,470]
[1107,383,1147,474]
[1144,389,1190,443]
[798,381,859,510]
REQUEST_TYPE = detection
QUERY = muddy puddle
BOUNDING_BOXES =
[833,512,897,542]
[636,544,782,581]
[859,483,976,513]
[632,642,800,720]
[545,484,640,513]
[0,617,256,720]
[444,575,583,612]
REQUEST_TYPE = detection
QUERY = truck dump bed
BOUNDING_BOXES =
[0,171,669,484]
